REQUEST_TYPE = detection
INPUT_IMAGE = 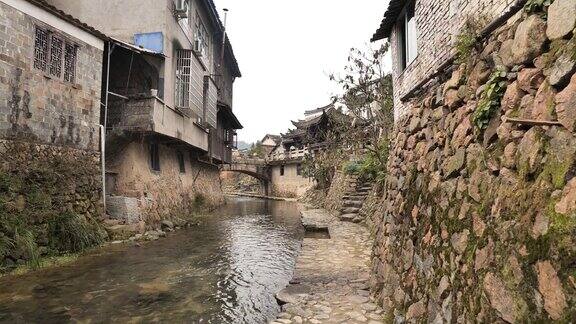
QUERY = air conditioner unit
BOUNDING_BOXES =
[193,38,203,56]
[174,0,188,19]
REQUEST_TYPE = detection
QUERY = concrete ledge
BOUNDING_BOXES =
[224,192,297,202]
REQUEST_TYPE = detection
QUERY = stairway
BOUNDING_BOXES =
[339,179,374,223]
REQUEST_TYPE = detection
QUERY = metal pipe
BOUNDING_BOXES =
[101,41,113,212]
[125,51,134,95]
[219,8,229,70]
[100,125,106,212]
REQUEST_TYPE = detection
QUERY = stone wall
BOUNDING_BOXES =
[0,2,103,151]
[105,136,224,228]
[373,2,576,322]
[324,171,357,214]
[390,0,517,120]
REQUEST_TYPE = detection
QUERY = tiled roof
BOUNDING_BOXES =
[25,0,107,40]
[371,0,407,41]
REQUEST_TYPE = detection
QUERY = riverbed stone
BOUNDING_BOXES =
[547,0,576,40]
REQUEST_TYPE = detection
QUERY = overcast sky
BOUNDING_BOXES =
[214,1,389,143]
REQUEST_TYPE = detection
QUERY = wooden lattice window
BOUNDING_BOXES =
[33,26,78,83]
[34,27,49,71]
[64,44,77,83]
[49,35,63,77]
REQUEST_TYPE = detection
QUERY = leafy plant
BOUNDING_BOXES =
[344,161,361,175]
[472,68,508,131]
[47,212,104,253]
[524,0,552,14]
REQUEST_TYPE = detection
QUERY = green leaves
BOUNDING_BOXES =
[472,68,508,131]
[524,0,553,14]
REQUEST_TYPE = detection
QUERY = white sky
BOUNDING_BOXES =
[214,0,390,143]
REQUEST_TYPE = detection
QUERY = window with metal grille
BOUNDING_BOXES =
[175,49,192,108]
[64,44,77,83]
[33,26,78,82]
[34,27,49,71]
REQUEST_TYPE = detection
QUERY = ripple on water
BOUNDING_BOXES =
[0,198,303,324]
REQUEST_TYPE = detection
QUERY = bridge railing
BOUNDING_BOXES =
[267,148,309,162]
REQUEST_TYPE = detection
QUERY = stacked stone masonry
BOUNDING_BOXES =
[373,2,576,322]
[0,2,103,152]
[391,0,517,120]
[0,2,104,224]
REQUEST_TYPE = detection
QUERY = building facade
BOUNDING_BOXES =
[45,0,243,224]
[372,0,517,120]
[0,0,106,221]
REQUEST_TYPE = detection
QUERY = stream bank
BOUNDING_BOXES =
[273,208,385,324]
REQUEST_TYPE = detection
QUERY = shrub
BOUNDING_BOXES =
[47,212,105,253]
[344,161,361,175]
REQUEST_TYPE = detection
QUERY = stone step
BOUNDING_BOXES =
[341,207,360,214]
[340,213,358,222]
[343,195,367,200]
[344,201,363,208]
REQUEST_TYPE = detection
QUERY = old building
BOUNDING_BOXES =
[0,0,106,221]
[260,134,281,156]
[372,0,517,120]
[45,0,243,224]
[267,105,341,197]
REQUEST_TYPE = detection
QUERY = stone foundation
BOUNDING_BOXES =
[372,4,576,322]
[106,137,224,228]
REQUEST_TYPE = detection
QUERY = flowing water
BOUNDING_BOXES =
[0,197,304,323]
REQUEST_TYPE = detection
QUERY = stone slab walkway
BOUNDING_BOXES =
[272,208,384,324]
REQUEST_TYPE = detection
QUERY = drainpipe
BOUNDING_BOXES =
[101,41,113,213]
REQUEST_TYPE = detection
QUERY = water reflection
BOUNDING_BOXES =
[0,197,303,323]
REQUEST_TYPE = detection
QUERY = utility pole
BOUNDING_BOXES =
[219,8,229,71]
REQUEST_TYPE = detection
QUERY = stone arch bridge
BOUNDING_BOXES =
[220,158,272,195]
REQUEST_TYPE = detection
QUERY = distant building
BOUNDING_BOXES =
[267,104,340,197]
[372,0,517,120]
[45,0,244,222]
[260,134,281,156]
[0,0,107,218]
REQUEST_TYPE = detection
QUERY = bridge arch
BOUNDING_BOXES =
[220,161,271,195]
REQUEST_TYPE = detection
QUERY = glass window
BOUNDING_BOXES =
[280,165,285,176]
[398,1,418,70]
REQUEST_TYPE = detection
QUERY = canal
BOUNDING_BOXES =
[0,197,304,323]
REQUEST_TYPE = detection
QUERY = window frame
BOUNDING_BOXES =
[194,12,210,59]
[33,25,79,83]
[396,1,418,71]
